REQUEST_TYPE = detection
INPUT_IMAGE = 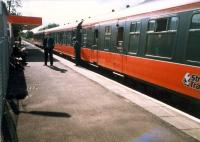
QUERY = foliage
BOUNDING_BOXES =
[12,24,23,37]
[6,0,22,15]
[25,31,34,39]
[39,23,60,31]
[5,0,22,38]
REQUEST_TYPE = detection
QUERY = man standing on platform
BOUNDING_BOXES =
[75,20,83,66]
[43,33,55,66]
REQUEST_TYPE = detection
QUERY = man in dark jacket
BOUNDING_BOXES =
[43,33,55,66]
[75,20,83,66]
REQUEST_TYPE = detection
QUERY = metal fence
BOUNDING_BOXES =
[0,2,10,140]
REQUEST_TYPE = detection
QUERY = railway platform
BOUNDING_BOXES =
[4,41,200,142]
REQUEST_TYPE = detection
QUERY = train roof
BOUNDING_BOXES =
[34,0,200,34]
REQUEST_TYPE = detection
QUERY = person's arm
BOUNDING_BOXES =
[52,38,55,49]
[43,38,46,48]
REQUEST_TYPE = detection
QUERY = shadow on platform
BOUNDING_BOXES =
[48,65,68,73]
[26,48,59,63]
[20,111,71,118]
[2,66,28,142]
[6,69,28,100]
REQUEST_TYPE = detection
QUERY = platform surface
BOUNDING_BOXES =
[14,41,200,142]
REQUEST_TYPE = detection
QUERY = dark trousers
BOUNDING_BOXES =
[44,48,53,65]
[75,48,81,66]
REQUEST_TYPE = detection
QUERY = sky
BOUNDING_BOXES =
[16,0,146,27]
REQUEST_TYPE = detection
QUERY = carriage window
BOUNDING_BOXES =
[136,22,141,32]
[128,21,141,54]
[105,26,111,34]
[148,20,155,31]
[82,29,87,47]
[130,22,136,32]
[93,29,98,45]
[190,14,200,29]
[117,27,124,43]
[104,26,112,50]
[116,27,124,52]
[156,18,168,32]
[130,22,141,33]
[169,17,179,30]
[146,17,177,58]
[186,13,200,63]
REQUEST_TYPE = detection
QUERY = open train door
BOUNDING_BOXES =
[90,24,100,63]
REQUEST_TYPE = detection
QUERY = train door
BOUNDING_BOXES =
[91,26,99,63]
[112,20,125,73]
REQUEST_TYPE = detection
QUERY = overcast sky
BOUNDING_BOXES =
[17,0,146,26]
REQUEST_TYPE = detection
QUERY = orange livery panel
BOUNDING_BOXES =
[111,53,123,73]
[123,55,200,99]
[90,50,98,63]
[81,48,91,62]
[54,44,74,57]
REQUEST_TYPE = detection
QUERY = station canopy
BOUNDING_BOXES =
[8,15,42,30]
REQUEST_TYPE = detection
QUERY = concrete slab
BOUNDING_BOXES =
[49,46,200,137]
[162,116,200,130]
[184,129,200,141]
[14,41,200,142]
[145,106,180,117]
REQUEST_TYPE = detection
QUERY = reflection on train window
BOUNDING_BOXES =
[190,14,200,29]
[130,22,136,32]
[55,33,58,43]
[104,26,112,51]
[130,22,141,33]
[86,28,93,48]
[146,17,178,58]
[148,20,156,31]
[82,29,87,47]
[169,17,179,31]
[128,21,141,54]
[66,32,72,44]
[71,31,76,45]
[105,26,112,34]
[186,13,200,63]
[116,27,124,52]
[104,36,111,51]
[93,29,98,45]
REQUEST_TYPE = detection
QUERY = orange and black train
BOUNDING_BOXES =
[34,0,200,101]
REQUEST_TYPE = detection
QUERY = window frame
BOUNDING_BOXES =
[190,13,200,30]
[103,25,112,51]
[145,16,179,60]
[185,12,200,65]
[128,21,141,55]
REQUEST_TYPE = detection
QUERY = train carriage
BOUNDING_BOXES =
[33,0,200,101]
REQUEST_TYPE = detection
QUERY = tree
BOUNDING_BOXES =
[6,0,22,38]
[6,0,22,15]
[12,24,23,37]
[26,31,34,39]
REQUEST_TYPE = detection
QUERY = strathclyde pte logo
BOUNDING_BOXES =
[183,73,200,91]
[183,73,191,86]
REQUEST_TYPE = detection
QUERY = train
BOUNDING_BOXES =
[33,0,200,101]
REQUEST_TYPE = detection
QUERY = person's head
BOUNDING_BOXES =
[44,32,49,38]
[72,36,77,42]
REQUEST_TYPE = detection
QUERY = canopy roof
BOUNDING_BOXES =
[8,15,42,30]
